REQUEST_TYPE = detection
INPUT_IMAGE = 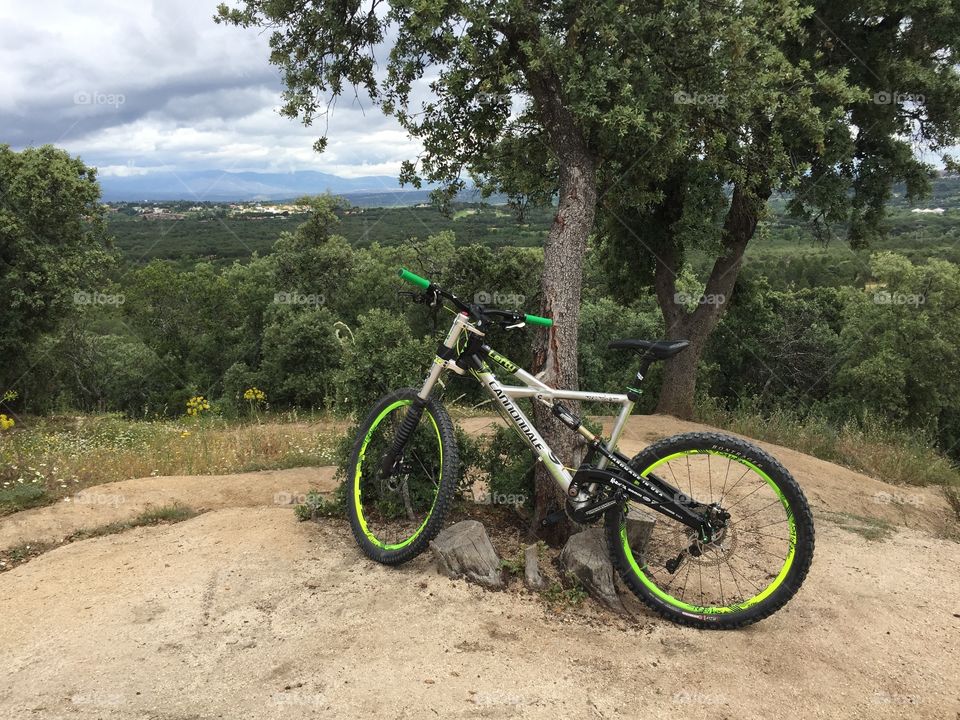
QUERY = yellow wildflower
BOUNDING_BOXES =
[243,387,267,403]
[185,395,211,417]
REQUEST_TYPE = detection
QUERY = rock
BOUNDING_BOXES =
[559,527,625,613]
[523,543,547,591]
[429,520,503,588]
[625,506,657,553]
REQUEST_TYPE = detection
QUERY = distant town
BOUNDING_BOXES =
[103,200,391,221]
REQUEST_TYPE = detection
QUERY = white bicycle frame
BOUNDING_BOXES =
[417,312,637,494]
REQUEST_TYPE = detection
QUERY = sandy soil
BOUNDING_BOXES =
[0,467,338,549]
[1,415,958,719]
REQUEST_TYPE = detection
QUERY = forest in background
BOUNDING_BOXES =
[4,178,960,468]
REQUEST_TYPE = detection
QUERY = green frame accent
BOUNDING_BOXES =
[487,349,518,374]
[621,449,797,615]
[353,399,443,550]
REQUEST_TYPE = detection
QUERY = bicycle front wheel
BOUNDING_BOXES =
[605,432,814,629]
[346,389,459,565]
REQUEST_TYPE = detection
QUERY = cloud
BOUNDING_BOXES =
[0,0,422,178]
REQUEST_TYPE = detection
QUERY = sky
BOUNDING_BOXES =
[0,0,421,179]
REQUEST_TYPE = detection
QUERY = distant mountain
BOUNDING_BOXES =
[97,169,428,202]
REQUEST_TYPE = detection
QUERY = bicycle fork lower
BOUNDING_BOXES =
[379,398,427,479]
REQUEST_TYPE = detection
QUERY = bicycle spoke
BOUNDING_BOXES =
[723,479,769,512]
[729,498,785,527]
[735,527,789,542]
[718,466,751,506]
[707,453,714,505]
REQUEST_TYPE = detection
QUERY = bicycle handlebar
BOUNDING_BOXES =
[397,267,431,290]
[524,314,553,327]
[396,267,553,328]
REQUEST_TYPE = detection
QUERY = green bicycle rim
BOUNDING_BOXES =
[353,399,443,550]
[621,449,797,616]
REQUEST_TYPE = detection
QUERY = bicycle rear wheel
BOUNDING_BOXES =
[605,432,814,629]
[346,389,459,565]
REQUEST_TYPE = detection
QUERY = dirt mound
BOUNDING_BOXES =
[0,466,337,549]
[0,507,957,719]
[0,415,958,718]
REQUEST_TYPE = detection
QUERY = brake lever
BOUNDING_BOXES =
[399,289,442,307]
[424,288,442,307]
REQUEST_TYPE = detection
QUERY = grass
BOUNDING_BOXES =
[294,489,345,521]
[945,487,960,523]
[543,575,589,608]
[0,412,345,516]
[816,510,895,541]
[0,482,48,515]
[0,504,200,573]
[697,404,960,491]
[499,546,527,576]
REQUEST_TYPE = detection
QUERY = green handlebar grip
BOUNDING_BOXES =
[398,267,431,290]
[525,314,553,327]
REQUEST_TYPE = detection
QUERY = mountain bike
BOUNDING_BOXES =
[346,268,815,629]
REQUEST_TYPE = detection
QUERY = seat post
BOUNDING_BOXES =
[637,355,654,380]
[626,355,653,402]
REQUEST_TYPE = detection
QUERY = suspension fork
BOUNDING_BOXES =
[379,313,470,478]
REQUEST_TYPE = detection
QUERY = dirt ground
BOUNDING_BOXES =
[1,415,958,719]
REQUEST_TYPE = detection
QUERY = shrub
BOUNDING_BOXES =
[260,305,342,408]
[480,424,536,511]
[332,309,437,412]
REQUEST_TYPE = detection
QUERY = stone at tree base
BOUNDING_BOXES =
[429,520,503,588]
[524,543,548,591]
[626,507,657,552]
[559,527,625,613]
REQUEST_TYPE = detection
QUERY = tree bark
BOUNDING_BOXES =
[655,185,768,418]
[526,77,598,543]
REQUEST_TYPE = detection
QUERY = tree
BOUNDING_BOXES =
[599,0,960,418]
[215,0,703,537]
[0,145,112,396]
[833,252,960,443]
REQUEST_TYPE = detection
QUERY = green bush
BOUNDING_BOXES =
[260,305,341,409]
[332,309,437,412]
[0,482,48,515]
[480,424,536,510]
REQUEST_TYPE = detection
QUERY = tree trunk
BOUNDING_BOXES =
[655,185,768,418]
[526,79,598,543]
